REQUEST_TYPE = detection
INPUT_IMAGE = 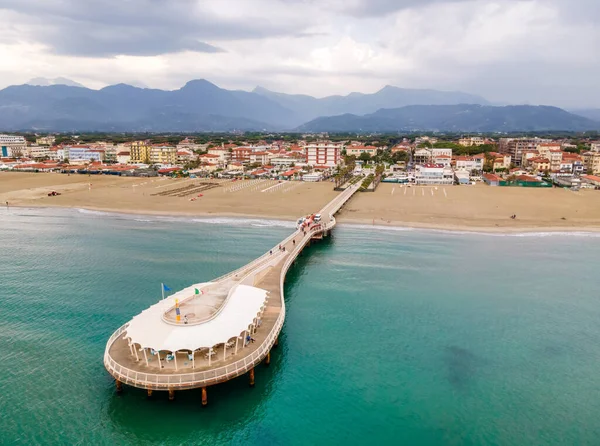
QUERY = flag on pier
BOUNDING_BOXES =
[195,288,203,295]
[161,283,172,300]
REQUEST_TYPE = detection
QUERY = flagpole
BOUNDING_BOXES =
[161,282,165,300]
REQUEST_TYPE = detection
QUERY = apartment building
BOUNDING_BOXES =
[28,145,52,159]
[0,134,27,157]
[68,146,105,162]
[305,141,343,167]
[454,155,484,172]
[458,137,485,147]
[499,138,551,166]
[130,141,151,163]
[150,145,177,165]
[414,164,455,185]
[345,145,378,157]
[36,136,56,146]
[249,151,270,165]
[582,151,600,174]
[414,148,453,165]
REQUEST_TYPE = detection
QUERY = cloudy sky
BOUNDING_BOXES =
[0,0,599,107]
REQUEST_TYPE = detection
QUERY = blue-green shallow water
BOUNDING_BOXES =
[1,207,600,445]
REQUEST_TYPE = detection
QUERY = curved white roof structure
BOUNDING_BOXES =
[125,284,268,352]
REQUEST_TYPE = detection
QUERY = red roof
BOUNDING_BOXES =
[158,167,181,174]
[582,174,600,182]
[483,173,502,182]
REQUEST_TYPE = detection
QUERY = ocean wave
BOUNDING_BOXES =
[339,223,600,238]
[76,208,114,216]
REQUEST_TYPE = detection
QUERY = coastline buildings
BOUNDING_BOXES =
[458,137,486,147]
[414,164,454,185]
[0,135,27,157]
[582,151,600,174]
[130,141,151,163]
[36,136,56,146]
[499,137,551,166]
[305,141,343,167]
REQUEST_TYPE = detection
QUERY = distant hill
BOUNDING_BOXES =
[0,80,295,131]
[570,109,600,122]
[253,85,489,124]
[296,104,600,133]
[26,77,86,88]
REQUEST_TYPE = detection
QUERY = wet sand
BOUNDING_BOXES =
[1,172,599,232]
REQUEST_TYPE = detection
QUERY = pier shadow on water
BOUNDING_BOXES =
[105,341,287,443]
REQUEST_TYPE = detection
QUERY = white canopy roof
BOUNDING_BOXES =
[125,283,268,352]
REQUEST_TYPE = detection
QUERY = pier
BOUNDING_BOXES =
[104,184,359,402]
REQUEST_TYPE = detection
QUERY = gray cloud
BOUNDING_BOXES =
[0,0,307,56]
[0,0,599,107]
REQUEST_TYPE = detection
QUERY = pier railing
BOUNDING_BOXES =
[104,184,359,390]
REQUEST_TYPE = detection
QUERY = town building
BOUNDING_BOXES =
[149,145,177,165]
[414,148,452,165]
[0,135,27,157]
[28,145,52,159]
[305,141,343,167]
[117,151,131,164]
[36,136,56,146]
[67,146,105,162]
[231,147,252,164]
[345,145,378,157]
[458,137,486,147]
[130,141,151,163]
[529,157,551,173]
[249,151,270,165]
[414,164,454,185]
[454,155,484,172]
[499,138,551,166]
[582,151,600,175]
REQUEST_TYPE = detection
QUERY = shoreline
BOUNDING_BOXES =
[8,203,600,235]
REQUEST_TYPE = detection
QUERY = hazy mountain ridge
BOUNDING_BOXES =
[297,104,600,133]
[252,85,490,123]
[0,79,596,132]
[0,80,289,131]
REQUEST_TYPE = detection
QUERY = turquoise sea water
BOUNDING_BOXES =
[1,207,600,445]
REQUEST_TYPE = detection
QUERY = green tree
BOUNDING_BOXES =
[358,152,372,162]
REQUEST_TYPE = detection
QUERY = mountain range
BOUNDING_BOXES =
[297,105,600,133]
[0,79,598,133]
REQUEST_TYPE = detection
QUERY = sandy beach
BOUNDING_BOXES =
[1,172,599,232]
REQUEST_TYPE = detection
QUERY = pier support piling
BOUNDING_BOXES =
[274,337,279,348]
[265,351,271,366]
[249,368,255,387]
[168,388,175,401]
[115,380,123,394]
[201,387,208,407]
[147,389,153,398]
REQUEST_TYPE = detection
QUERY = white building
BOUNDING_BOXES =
[415,164,454,185]
[454,156,484,172]
[28,145,52,159]
[306,141,343,167]
[0,135,27,158]
[270,157,295,167]
[117,151,131,164]
[249,151,270,165]
[208,147,231,164]
[68,146,105,162]
[302,172,324,182]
